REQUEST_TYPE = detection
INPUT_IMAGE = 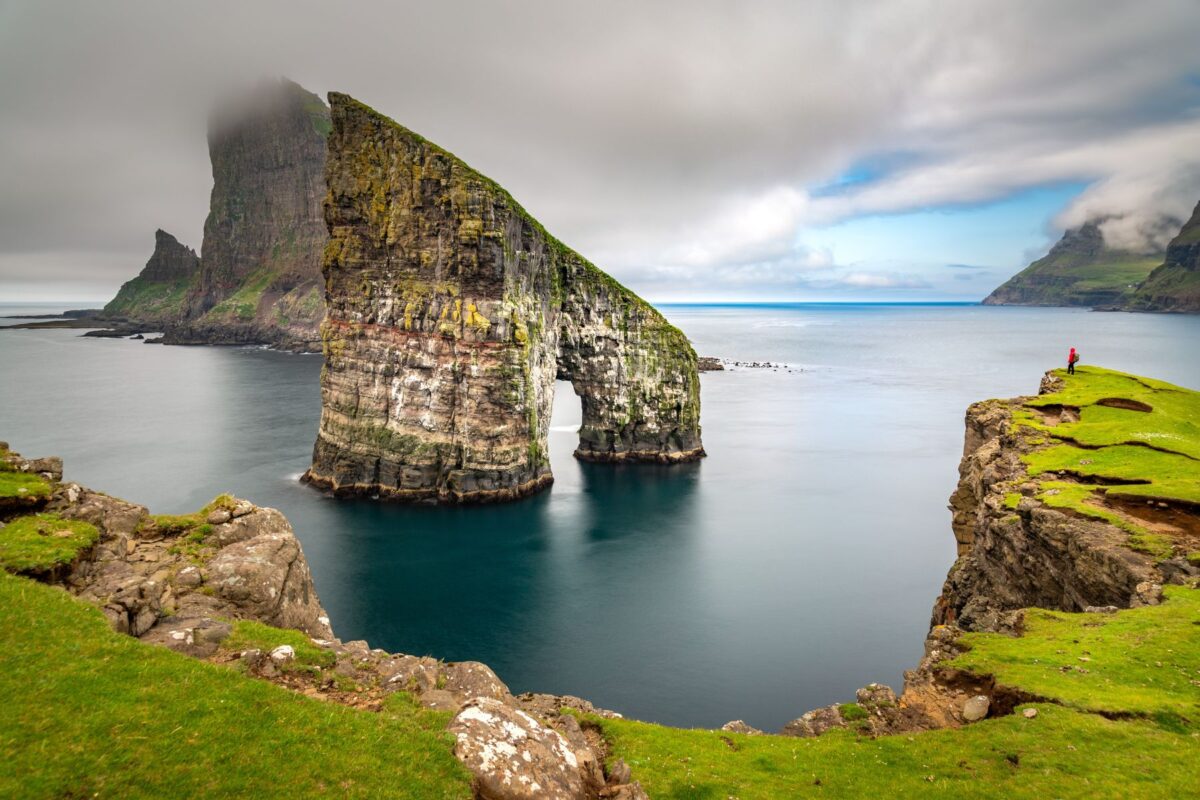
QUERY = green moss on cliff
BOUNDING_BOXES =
[0,572,472,798]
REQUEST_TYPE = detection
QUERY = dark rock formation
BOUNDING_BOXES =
[164,78,330,350]
[1122,200,1200,313]
[303,93,703,503]
[101,229,200,323]
[983,221,1163,308]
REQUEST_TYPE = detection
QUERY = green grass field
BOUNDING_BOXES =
[0,573,473,799]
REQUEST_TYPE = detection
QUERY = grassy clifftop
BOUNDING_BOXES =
[1012,365,1200,560]
[0,572,472,799]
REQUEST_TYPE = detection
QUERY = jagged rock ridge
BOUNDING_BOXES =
[983,221,1163,308]
[102,229,200,323]
[1122,199,1200,313]
[303,92,703,503]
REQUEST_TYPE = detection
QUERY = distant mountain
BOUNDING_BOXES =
[102,229,200,323]
[1121,200,1200,313]
[983,221,1163,308]
[101,78,329,350]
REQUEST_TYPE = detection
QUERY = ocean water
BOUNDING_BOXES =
[1,301,1198,730]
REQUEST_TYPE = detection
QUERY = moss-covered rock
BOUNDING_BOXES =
[303,92,703,504]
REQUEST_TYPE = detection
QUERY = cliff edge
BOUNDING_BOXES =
[303,93,703,504]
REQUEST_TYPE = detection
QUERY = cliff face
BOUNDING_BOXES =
[1122,200,1200,313]
[164,79,330,350]
[932,368,1199,632]
[303,93,703,503]
[983,222,1162,308]
[101,229,200,323]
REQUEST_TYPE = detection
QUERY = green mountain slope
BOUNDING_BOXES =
[1123,200,1200,313]
[983,222,1163,308]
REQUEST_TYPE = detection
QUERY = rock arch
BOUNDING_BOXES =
[302,93,703,503]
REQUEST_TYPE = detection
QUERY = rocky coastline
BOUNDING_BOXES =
[4,365,1196,797]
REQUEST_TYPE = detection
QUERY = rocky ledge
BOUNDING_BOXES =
[303,93,703,505]
[0,442,646,799]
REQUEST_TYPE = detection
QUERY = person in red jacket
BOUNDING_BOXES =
[1067,347,1080,374]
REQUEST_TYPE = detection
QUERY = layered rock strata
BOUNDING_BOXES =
[304,93,703,503]
[102,229,201,324]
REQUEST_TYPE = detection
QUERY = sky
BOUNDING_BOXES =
[2,0,1199,303]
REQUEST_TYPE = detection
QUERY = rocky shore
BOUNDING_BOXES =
[3,365,1196,797]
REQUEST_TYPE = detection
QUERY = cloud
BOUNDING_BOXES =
[836,272,930,289]
[1,0,1198,300]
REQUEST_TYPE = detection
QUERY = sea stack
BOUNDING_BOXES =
[303,93,703,503]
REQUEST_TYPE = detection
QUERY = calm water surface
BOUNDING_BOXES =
[2,302,1198,730]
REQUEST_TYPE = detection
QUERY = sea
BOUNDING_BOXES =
[2,301,1198,730]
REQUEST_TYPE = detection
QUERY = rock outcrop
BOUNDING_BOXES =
[983,221,1164,308]
[303,93,703,503]
[1122,199,1200,313]
[0,445,332,642]
[931,378,1179,631]
[102,229,201,323]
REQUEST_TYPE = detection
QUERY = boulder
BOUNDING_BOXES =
[962,695,990,722]
[449,698,594,800]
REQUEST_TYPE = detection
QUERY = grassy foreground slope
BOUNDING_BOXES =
[0,573,472,799]
[600,587,1200,799]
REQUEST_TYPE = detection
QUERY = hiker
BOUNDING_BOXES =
[1067,347,1080,375]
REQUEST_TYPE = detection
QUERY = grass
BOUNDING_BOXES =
[0,449,52,501]
[0,514,99,574]
[222,619,337,671]
[0,470,50,501]
[599,589,1200,798]
[951,586,1200,724]
[600,705,1197,799]
[0,572,472,799]
[103,275,194,321]
[1008,366,1200,557]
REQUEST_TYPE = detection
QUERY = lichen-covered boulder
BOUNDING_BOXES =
[304,92,703,504]
[448,698,595,799]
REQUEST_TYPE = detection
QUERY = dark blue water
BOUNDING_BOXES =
[2,302,1199,730]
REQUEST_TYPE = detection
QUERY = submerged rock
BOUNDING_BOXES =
[304,92,704,504]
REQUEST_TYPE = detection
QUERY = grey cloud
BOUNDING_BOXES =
[1,0,1198,300]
